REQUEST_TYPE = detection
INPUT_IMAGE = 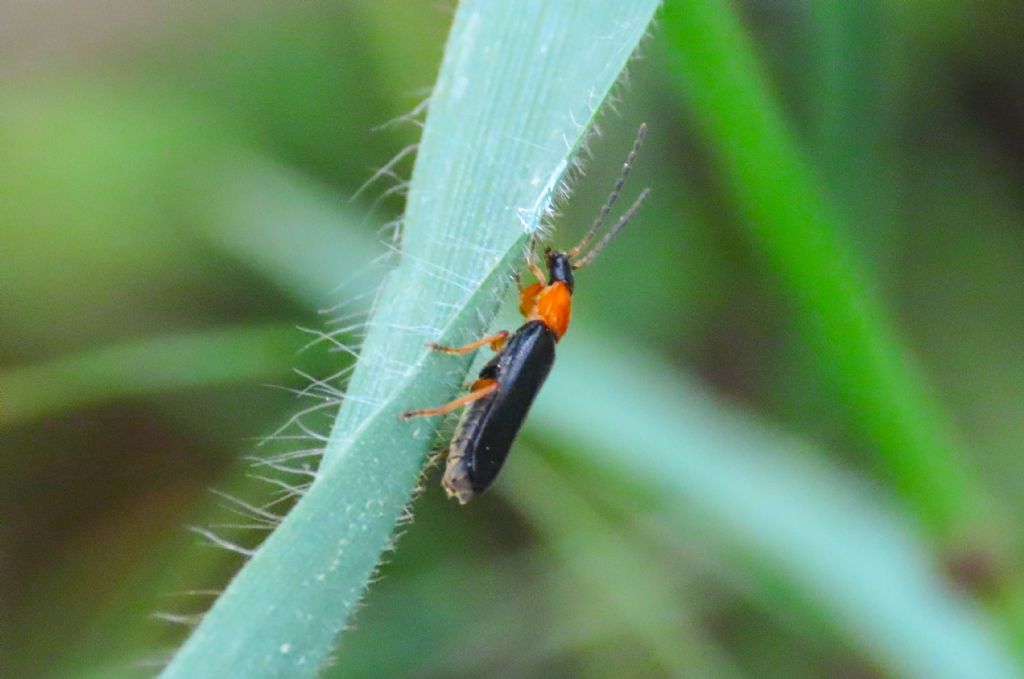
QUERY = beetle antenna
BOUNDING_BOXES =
[571,187,650,270]
[568,123,647,259]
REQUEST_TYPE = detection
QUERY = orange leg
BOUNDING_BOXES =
[428,330,508,355]
[528,259,546,285]
[400,380,498,420]
[527,235,547,284]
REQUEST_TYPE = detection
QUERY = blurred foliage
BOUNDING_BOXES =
[2,1,1024,677]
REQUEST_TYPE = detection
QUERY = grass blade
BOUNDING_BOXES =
[161,1,660,676]
[0,324,297,428]
[659,0,987,542]
[529,330,1023,679]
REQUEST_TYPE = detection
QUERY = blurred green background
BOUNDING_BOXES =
[3,1,1024,677]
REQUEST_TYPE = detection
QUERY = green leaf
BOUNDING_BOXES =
[161,1,661,676]
[525,330,1023,679]
[659,0,988,542]
[0,324,296,428]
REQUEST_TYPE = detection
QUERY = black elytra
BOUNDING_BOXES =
[447,320,557,497]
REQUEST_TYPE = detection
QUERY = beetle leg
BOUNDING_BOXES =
[527,234,547,285]
[400,379,498,420]
[528,259,546,286]
[427,330,508,355]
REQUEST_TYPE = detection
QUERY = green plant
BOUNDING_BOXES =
[161,2,661,675]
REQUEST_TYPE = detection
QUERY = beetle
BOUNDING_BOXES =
[401,124,650,503]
